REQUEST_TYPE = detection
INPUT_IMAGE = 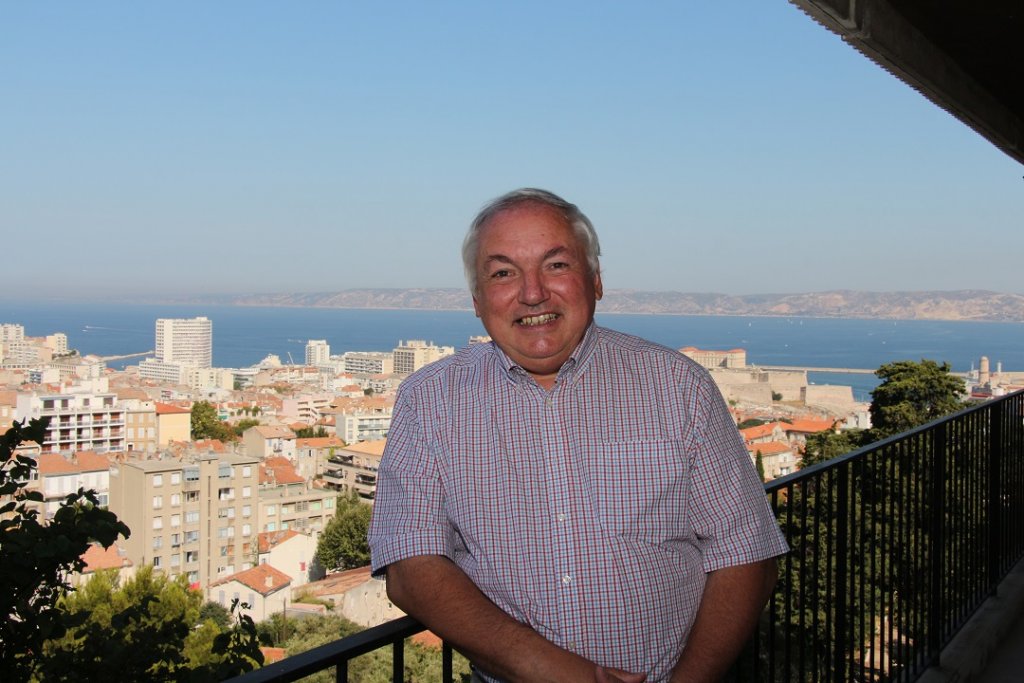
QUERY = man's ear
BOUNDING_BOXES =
[472,295,481,317]
[593,271,603,301]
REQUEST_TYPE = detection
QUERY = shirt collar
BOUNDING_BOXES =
[492,321,600,387]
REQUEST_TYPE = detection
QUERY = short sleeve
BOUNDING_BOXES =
[685,371,789,572]
[367,387,455,575]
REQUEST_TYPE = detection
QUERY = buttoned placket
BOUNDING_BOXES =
[532,369,581,652]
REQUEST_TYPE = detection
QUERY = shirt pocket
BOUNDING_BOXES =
[584,439,689,540]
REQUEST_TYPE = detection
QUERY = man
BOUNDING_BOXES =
[368,189,789,682]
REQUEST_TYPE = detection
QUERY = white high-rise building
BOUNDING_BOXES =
[155,317,212,368]
[305,340,330,367]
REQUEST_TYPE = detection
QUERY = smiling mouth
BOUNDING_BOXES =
[517,313,559,327]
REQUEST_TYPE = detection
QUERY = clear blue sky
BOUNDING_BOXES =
[3,2,1021,299]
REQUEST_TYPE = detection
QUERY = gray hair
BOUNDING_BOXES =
[462,188,601,293]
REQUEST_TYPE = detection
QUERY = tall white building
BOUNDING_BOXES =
[156,317,212,368]
[305,340,330,367]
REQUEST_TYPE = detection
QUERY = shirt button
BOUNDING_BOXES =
[557,513,566,522]
[562,574,572,585]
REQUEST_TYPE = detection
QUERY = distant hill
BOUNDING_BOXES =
[163,289,1024,322]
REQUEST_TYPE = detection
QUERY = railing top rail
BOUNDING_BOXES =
[228,615,425,683]
[765,388,1023,494]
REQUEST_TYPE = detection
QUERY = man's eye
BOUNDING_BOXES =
[491,269,511,279]
[550,262,569,270]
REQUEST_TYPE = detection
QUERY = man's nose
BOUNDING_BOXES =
[519,271,549,305]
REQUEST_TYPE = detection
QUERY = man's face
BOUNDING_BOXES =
[472,202,602,386]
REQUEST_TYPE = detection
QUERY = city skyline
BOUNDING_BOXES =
[3,2,1022,301]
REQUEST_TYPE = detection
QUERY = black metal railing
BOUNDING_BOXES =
[229,390,1024,683]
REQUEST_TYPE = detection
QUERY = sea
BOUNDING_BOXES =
[4,300,1023,402]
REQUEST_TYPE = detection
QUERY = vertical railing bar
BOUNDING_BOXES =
[834,464,849,683]
[336,660,347,683]
[990,401,1004,589]
[799,479,808,682]
[393,638,404,683]
[443,642,453,683]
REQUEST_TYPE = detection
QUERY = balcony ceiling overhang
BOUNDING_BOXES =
[789,0,1024,166]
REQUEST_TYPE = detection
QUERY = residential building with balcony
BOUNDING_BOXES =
[35,451,112,519]
[322,439,385,503]
[155,316,212,368]
[342,351,394,376]
[15,390,126,454]
[108,452,260,590]
[257,456,337,536]
[279,392,334,426]
[294,435,346,479]
[323,397,394,444]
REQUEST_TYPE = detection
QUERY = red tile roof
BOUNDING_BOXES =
[747,441,794,456]
[211,564,291,595]
[295,436,345,449]
[155,402,191,415]
[259,457,304,485]
[257,529,302,554]
[37,451,111,475]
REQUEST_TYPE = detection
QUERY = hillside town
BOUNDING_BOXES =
[2,316,1020,632]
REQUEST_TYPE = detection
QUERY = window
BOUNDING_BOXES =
[153,474,163,487]
[242,524,251,536]
[295,501,309,512]
[242,505,251,518]
[218,465,232,479]
[153,536,163,549]
[186,551,199,563]
[185,530,199,543]
[325,497,335,509]
[218,527,229,538]
[184,467,199,482]
[153,556,162,568]
[242,465,251,478]
[309,500,321,511]
[266,505,276,517]
[152,495,163,509]
[266,522,277,532]
[281,505,292,516]
[171,493,181,507]
[170,555,181,567]
[185,491,199,503]
[242,486,251,498]
[170,533,181,547]
[185,511,199,524]
[170,472,181,485]
[153,516,163,530]
[171,514,181,528]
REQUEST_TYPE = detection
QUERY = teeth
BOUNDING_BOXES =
[519,313,558,326]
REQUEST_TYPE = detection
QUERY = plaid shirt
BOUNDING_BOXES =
[369,324,788,682]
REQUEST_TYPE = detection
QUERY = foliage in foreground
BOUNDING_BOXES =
[1,417,262,681]
[0,418,130,680]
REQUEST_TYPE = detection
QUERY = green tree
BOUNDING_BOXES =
[802,429,865,467]
[315,492,372,571]
[191,401,234,441]
[199,599,232,631]
[41,567,263,681]
[755,450,765,481]
[0,418,130,681]
[869,359,966,438]
[295,425,328,438]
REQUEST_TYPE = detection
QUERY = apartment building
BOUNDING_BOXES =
[279,392,334,426]
[322,439,385,503]
[15,390,126,454]
[109,453,260,590]
[305,340,330,367]
[156,316,212,367]
[242,425,297,460]
[258,456,337,536]
[294,435,345,479]
[342,351,394,376]
[35,451,112,519]
[155,402,191,445]
[392,340,454,375]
